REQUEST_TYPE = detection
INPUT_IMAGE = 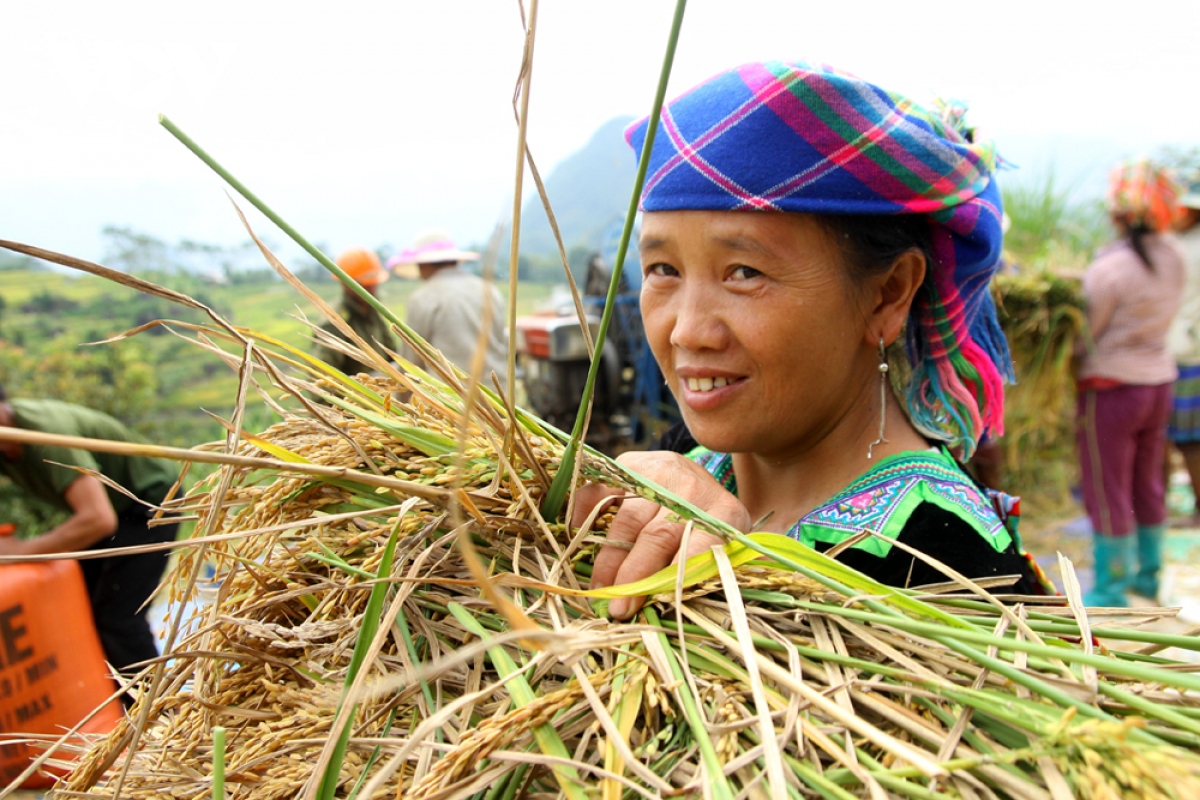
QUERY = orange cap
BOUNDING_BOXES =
[335,248,388,287]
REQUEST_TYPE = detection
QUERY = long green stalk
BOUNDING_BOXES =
[316,524,403,800]
[157,115,434,364]
[393,605,440,742]
[447,603,589,800]
[789,759,860,800]
[854,751,959,800]
[961,614,1200,652]
[643,606,737,800]
[1096,682,1200,741]
[750,594,1200,697]
[502,765,532,800]
[212,726,226,800]
[541,0,688,520]
[345,707,398,800]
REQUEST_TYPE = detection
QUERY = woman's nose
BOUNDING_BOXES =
[669,285,728,352]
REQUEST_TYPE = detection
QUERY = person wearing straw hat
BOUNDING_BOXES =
[312,247,397,376]
[1075,159,1185,607]
[572,61,1052,618]
[1166,173,1200,528]
[389,230,509,391]
[0,384,179,681]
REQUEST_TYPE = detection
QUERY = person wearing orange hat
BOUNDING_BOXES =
[312,247,397,376]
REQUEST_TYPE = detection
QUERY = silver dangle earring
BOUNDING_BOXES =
[867,337,889,460]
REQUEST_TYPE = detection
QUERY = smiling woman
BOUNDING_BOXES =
[576,61,1054,616]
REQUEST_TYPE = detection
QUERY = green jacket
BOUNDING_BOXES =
[313,295,398,377]
[0,399,177,513]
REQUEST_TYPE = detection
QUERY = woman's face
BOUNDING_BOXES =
[639,210,874,458]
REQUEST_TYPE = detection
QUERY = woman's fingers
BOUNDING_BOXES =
[606,506,706,619]
[590,497,662,591]
[582,450,753,619]
[679,528,728,563]
[570,483,624,529]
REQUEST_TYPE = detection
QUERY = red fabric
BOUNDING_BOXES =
[1076,376,1125,392]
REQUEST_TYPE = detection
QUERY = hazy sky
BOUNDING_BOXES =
[4,0,1198,264]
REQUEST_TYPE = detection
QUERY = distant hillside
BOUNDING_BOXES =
[519,116,636,257]
[0,265,554,454]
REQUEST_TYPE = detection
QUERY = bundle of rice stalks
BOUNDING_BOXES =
[2,197,1198,800]
[992,268,1086,509]
[30,326,1200,800]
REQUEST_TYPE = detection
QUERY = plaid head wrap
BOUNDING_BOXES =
[626,61,1012,458]
[1106,159,1183,232]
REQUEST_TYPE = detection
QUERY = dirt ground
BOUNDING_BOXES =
[1020,470,1200,599]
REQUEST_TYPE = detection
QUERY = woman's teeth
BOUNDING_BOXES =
[686,376,731,392]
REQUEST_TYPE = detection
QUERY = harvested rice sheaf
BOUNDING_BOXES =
[992,267,1087,506]
[52,358,1200,800]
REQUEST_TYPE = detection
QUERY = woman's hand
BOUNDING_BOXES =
[573,451,751,619]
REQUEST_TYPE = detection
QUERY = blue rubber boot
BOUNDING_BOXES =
[1132,524,1165,601]
[1084,533,1135,607]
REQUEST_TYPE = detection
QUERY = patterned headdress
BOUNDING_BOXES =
[1106,159,1183,232]
[625,61,1012,458]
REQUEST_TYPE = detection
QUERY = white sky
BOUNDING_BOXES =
[3,0,1198,264]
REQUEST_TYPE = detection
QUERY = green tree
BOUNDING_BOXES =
[20,289,79,314]
[0,342,160,535]
[0,343,157,429]
[0,482,68,536]
[102,225,174,274]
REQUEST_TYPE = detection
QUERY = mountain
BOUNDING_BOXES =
[518,116,636,257]
[992,132,1147,200]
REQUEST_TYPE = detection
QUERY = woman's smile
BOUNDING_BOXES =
[676,369,748,409]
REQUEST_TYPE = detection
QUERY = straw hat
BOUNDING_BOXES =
[388,230,479,279]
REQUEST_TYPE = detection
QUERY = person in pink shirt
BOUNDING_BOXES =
[1077,159,1186,606]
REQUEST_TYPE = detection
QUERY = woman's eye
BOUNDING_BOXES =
[646,263,679,278]
[729,265,762,280]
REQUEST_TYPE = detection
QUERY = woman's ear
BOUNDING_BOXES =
[866,249,926,347]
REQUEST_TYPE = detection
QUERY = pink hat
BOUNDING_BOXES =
[388,230,480,271]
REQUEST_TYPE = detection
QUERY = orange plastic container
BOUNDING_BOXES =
[0,523,123,788]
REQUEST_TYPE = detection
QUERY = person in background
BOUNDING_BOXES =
[570,61,1051,619]
[313,247,397,376]
[1165,176,1200,525]
[1076,160,1185,606]
[389,230,509,391]
[0,385,179,678]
